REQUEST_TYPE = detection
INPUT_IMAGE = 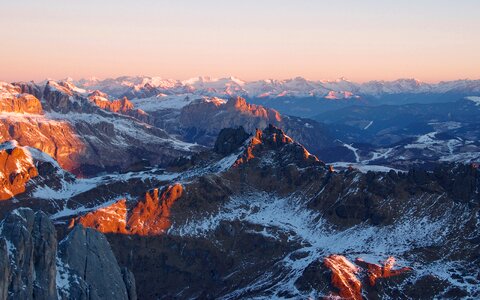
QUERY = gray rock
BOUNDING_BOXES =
[0,209,135,300]
[58,225,130,300]
[0,208,57,300]
[121,267,137,300]
[213,126,249,155]
[0,238,10,300]
[32,212,58,299]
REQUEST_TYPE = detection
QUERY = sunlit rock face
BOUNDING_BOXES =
[0,82,43,114]
[323,255,362,300]
[234,124,319,167]
[88,91,152,124]
[180,96,282,136]
[355,256,412,286]
[0,141,38,200]
[0,93,43,114]
[0,81,86,173]
[323,255,412,299]
[0,117,86,173]
[76,184,183,235]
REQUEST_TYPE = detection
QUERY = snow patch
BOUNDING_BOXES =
[465,96,480,106]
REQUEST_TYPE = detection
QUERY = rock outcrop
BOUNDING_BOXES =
[0,141,39,200]
[88,91,152,124]
[324,255,362,300]
[0,113,86,174]
[0,208,137,300]
[0,94,43,114]
[0,82,43,114]
[42,81,96,114]
[322,255,412,300]
[355,256,412,287]
[76,184,183,236]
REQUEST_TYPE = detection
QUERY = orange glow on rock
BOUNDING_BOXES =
[127,184,182,235]
[0,145,38,200]
[0,118,86,173]
[355,256,412,286]
[323,255,362,300]
[78,199,129,234]
[234,129,263,166]
[226,97,282,123]
[77,184,183,236]
[324,255,412,299]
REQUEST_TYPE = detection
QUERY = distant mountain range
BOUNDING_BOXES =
[65,76,480,100]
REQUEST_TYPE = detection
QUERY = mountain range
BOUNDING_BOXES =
[0,76,478,299]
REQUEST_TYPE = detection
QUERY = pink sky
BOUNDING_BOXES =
[1,0,479,83]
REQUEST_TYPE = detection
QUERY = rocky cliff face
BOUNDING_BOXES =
[76,184,183,236]
[0,141,38,200]
[0,208,57,299]
[0,208,136,300]
[0,117,86,173]
[0,82,43,114]
[57,225,135,300]
[0,85,43,114]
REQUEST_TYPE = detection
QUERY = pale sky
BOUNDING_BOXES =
[1,0,479,82]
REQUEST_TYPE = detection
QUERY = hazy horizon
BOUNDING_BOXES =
[1,0,479,82]
[2,74,480,85]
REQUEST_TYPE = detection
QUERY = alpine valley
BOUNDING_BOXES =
[0,76,479,300]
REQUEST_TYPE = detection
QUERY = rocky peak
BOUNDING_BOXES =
[12,81,44,99]
[88,92,151,123]
[226,96,282,122]
[0,141,38,200]
[179,96,282,135]
[225,96,247,110]
[88,89,109,99]
[43,80,94,113]
[114,97,135,112]
[177,96,333,155]
[45,80,74,96]
[234,124,321,168]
